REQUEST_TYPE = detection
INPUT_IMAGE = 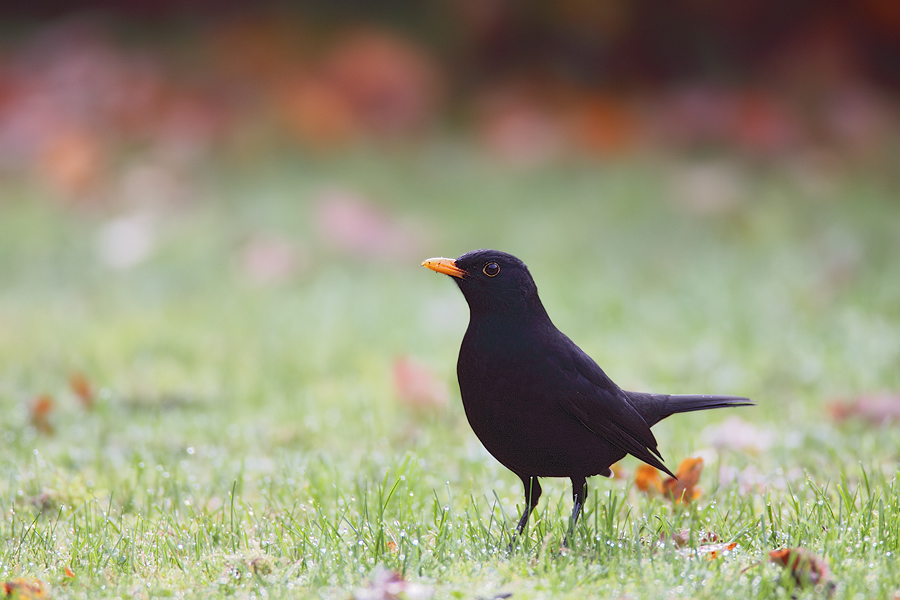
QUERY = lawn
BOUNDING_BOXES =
[1,150,899,599]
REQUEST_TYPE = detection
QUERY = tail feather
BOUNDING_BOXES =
[631,393,753,427]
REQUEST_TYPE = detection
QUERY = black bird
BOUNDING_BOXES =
[423,249,752,545]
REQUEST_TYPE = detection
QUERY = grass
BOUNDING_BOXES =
[1,149,899,598]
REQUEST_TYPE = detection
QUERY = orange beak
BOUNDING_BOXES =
[422,257,467,279]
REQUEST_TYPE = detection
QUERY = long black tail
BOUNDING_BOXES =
[631,393,754,428]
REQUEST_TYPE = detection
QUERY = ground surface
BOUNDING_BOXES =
[1,152,899,598]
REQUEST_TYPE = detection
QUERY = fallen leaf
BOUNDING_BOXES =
[64,567,75,579]
[1,577,49,599]
[829,394,900,425]
[30,394,54,435]
[769,548,835,592]
[249,556,273,576]
[702,541,738,559]
[663,529,720,547]
[393,356,448,412]
[69,372,94,409]
[635,464,663,494]
[663,457,704,503]
[28,491,57,515]
[353,567,432,600]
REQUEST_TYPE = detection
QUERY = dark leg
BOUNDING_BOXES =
[509,475,541,550]
[564,477,587,547]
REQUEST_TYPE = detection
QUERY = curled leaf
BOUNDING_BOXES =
[769,548,835,592]
[663,457,704,504]
[635,464,663,494]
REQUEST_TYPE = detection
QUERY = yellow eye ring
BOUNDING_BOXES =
[483,262,500,277]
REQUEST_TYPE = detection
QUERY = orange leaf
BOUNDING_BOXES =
[2,577,49,599]
[769,548,834,589]
[635,464,663,494]
[663,457,704,503]
[703,541,738,559]
[68,372,94,409]
[30,394,55,435]
[64,567,75,578]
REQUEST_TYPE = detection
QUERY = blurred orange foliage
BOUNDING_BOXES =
[30,394,55,435]
[635,457,704,504]
[69,372,94,409]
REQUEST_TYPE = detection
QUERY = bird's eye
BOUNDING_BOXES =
[483,262,500,277]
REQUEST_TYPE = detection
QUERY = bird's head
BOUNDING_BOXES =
[422,249,545,315]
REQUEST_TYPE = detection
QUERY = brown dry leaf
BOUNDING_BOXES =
[662,457,704,504]
[69,372,94,409]
[393,356,448,412]
[30,394,54,435]
[634,464,663,494]
[829,394,900,425]
[769,548,835,592]
[1,577,49,600]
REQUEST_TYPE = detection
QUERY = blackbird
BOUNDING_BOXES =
[423,249,752,545]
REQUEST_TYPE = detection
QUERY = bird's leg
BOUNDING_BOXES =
[563,477,588,547]
[509,475,541,551]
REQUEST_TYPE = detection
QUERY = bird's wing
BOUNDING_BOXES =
[550,338,675,478]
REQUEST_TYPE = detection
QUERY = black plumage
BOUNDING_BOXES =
[423,249,752,545]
